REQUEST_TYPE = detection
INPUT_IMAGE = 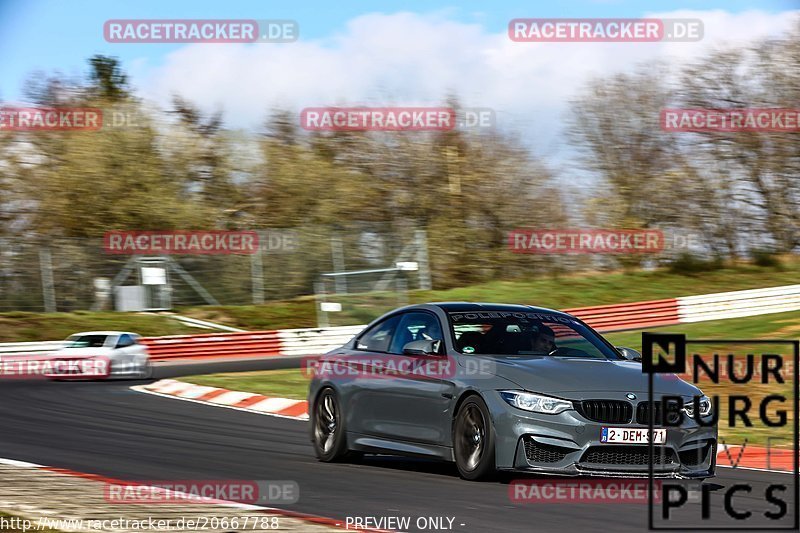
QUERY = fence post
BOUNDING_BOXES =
[396,276,409,307]
[314,280,329,328]
[251,235,265,305]
[39,247,57,312]
[415,229,432,290]
[331,234,347,294]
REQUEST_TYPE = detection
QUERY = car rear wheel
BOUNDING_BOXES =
[453,395,496,480]
[312,388,351,462]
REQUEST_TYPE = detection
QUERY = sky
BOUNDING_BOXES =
[1,0,798,164]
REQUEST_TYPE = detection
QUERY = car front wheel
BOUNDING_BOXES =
[138,358,153,379]
[453,395,496,480]
[311,388,351,462]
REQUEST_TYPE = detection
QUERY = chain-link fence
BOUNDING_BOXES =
[0,225,709,314]
[0,228,433,313]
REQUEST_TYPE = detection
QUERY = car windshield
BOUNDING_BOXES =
[448,311,622,360]
[65,335,109,348]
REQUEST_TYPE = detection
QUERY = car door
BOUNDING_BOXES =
[365,311,452,446]
[341,314,402,436]
[113,334,138,373]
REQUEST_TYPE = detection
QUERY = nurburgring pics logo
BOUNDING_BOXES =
[508,229,664,254]
[104,231,259,255]
[643,333,798,530]
[509,18,703,42]
[0,107,102,131]
[661,108,800,132]
[104,19,298,43]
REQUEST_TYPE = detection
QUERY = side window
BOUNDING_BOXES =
[388,312,444,354]
[355,315,401,353]
[116,334,134,348]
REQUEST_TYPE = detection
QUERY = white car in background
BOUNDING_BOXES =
[46,331,152,380]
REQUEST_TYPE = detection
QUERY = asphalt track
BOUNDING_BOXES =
[0,360,796,533]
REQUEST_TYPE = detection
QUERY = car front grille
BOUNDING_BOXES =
[524,438,571,463]
[581,446,676,466]
[577,400,633,424]
[636,401,682,426]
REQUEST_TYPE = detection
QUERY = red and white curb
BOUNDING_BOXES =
[133,379,309,420]
[716,443,795,473]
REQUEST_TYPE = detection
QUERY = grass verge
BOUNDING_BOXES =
[0,312,199,343]
[186,369,309,400]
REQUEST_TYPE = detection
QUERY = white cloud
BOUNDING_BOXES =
[136,9,799,158]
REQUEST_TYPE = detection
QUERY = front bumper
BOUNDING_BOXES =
[488,393,717,479]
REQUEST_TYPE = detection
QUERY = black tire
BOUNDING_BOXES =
[311,388,350,462]
[453,395,496,480]
[138,358,153,380]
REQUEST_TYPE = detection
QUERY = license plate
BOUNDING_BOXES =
[601,427,666,444]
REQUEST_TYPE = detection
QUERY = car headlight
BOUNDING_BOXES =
[683,395,712,418]
[499,390,573,414]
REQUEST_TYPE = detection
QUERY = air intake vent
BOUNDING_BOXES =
[524,438,571,463]
[581,446,676,466]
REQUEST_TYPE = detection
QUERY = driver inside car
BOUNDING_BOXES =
[531,325,557,353]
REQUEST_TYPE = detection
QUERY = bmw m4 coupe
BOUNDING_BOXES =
[308,303,716,480]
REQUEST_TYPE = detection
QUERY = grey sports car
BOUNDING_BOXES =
[308,303,716,480]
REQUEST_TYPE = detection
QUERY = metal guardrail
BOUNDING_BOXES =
[564,298,680,332]
[677,284,800,322]
[277,325,365,356]
[141,331,284,361]
[0,341,64,356]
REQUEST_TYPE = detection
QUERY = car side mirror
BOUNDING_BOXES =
[616,346,642,361]
[403,339,442,356]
